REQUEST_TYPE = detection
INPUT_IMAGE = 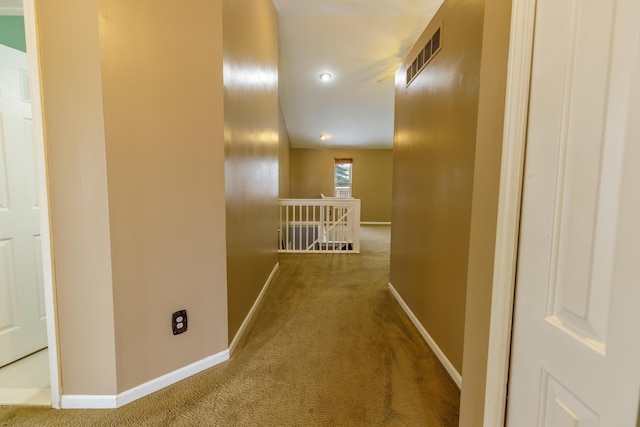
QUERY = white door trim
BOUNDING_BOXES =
[483,0,536,425]
[22,0,61,408]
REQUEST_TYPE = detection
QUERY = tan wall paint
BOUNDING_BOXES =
[98,0,229,392]
[36,0,117,394]
[459,0,512,424]
[291,149,393,222]
[223,0,280,341]
[37,0,278,397]
[390,0,485,373]
[279,103,292,198]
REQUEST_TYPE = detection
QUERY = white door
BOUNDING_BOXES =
[507,0,640,425]
[0,43,47,367]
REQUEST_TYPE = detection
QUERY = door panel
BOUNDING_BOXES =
[541,373,598,427]
[24,118,38,210]
[545,0,616,348]
[0,238,18,331]
[33,235,45,320]
[0,43,46,367]
[507,0,640,424]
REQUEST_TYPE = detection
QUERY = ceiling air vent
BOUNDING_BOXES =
[406,25,442,87]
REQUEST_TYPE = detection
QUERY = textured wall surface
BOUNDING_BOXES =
[390,0,485,374]
[279,104,292,198]
[37,0,231,395]
[223,0,280,341]
[0,16,26,52]
[36,0,118,395]
[291,148,393,222]
[99,0,229,392]
[459,0,512,424]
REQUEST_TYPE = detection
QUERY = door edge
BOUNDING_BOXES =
[483,0,536,425]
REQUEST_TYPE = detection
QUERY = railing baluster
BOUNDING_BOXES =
[304,205,315,251]
[285,205,288,249]
[277,198,360,254]
[332,204,336,251]
[312,203,316,250]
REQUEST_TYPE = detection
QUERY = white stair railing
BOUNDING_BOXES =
[278,198,361,253]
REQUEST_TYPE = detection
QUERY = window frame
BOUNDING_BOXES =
[333,158,353,198]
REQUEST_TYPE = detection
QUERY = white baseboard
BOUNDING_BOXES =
[60,394,116,409]
[229,262,279,355]
[387,283,462,388]
[60,349,229,409]
[360,222,391,225]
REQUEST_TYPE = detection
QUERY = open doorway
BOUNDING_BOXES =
[0,1,57,407]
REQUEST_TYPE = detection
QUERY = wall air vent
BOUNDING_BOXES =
[406,26,442,87]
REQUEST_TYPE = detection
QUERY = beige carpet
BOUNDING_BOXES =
[0,225,460,426]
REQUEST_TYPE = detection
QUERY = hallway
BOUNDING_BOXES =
[0,225,459,426]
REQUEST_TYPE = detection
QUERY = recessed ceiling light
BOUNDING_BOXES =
[320,134,330,141]
[319,73,333,82]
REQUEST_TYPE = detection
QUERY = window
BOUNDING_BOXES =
[334,158,352,197]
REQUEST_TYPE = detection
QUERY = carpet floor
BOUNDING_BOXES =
[0,225,460,426]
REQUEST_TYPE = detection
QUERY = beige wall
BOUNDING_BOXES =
[99,0,229,392]
[38,0,233,396]
[279,104,292,198]
[223,0,280,341]
[390,0,514,422]
[291,149,393,222]
[390,0,485,373]
[38,0,280,396]
[37,0,118,395]
[459,0,512,424]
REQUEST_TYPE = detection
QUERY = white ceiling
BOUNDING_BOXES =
[1,0,443,149]
[275,0,444,149]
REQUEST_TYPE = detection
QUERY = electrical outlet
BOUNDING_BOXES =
[171,310,187,335]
